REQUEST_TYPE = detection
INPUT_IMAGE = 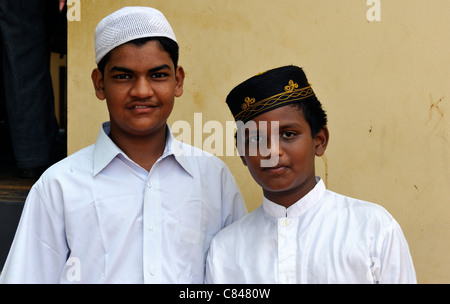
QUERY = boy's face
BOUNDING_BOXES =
[92,40,184,139]
[240,105,329,206]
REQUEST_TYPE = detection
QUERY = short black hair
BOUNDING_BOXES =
[290,97,327,138]
[97,36,179,75]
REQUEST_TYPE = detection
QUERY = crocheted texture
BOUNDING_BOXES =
[95,6,177,64]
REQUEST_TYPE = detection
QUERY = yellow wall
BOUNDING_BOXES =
[68,0,450,283]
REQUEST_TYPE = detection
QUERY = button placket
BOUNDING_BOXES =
[277,217,297,283]
[143,168,162,283]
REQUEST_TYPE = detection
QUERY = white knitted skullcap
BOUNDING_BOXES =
[95,6,177,64]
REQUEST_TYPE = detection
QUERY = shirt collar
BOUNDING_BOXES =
[165,126,193,176]
[263,177,326,218]
[93,122,193,177]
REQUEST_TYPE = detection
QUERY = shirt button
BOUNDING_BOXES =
[281,219,290,227]
[149,225,155,232]
[147,182,152,188]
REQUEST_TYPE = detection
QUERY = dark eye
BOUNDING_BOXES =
[151,72,169,79]
[281,131,296,139]
[112,74,131,80]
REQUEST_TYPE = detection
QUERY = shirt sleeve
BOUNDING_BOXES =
[0,183,68,284]
[376,219,417,284]
[205,233,245,284]
[204,238,217,284]
[219,165,248,228]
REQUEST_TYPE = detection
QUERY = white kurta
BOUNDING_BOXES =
[0,122,247,284]
[205,178,416,284]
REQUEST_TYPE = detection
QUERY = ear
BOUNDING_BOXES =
[314,126,329,157]
[174,65,185,98]
[235,133,248,166]
[91,68,106,100]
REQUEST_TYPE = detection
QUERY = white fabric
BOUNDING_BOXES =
[0,122,247,284]
[205,178,416,284]
[95,6,177,64]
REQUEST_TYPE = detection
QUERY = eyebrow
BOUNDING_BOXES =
[279,122,303,130]
[109,64,172,74]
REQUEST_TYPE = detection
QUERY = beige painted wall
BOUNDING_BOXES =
[67,0,450,283]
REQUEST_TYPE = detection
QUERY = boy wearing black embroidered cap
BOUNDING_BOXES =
[205,65,416,284]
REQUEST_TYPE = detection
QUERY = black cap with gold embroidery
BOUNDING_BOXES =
[226,65,317,122]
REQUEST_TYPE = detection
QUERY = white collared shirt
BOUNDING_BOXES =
[0,122,247,284]
[205,178,416,284]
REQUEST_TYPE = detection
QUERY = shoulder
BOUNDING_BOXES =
[35,144,95,190]
[327,190,391,213]
[22,145,95,218]
[322,189,396,228]
[174,140,232,173]
[211,207,264,247]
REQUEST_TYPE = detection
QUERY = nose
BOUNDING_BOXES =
[260,133,283,168]
[259,122,283,157]
[267,134,284,157]
[130,76,154,99]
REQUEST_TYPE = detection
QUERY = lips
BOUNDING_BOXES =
[263,165,289,175]
[127,101,158,111]
[127,103,157,108]
[132,105,154,109]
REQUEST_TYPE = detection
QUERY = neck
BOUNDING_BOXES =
[263,176,317,209]
[109,125,167,172]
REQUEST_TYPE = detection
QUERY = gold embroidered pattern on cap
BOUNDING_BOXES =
[285,80,299,92]
[242,97,256,110]
[235,80,314,122]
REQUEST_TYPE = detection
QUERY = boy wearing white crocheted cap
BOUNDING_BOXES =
[90,7,184,170]
[0,6,247,284]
